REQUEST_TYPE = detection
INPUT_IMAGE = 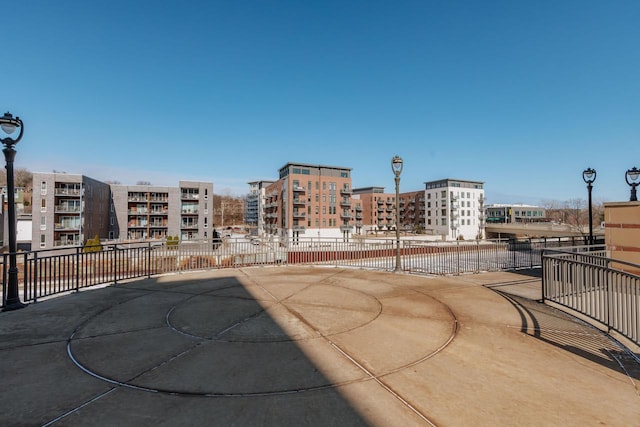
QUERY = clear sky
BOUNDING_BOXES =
[4,0,639,205]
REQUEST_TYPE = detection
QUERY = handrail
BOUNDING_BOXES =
[542,248,639,346]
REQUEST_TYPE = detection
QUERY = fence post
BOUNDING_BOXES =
[32,252,38,304]
[147,241,152,278]
[75,247,81,293]
[113,245,118,285]
[22,252,29,304]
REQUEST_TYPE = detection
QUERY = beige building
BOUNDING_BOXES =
[604,201,640,274]
[264,163,354,240]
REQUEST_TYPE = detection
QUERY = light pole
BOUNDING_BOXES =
[391,155,403,272]
[0,112,26,311]
[625,167,640,202]
[582,168,596,245]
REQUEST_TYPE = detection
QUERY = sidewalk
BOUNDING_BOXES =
[0,266,638,426]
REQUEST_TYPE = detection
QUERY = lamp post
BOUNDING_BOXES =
[626,167,640,202]
[391,155,403,272]
[0,112,26,311]
[582,168,596,245]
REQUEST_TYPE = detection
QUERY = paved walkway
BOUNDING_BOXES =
[1,266,638,426]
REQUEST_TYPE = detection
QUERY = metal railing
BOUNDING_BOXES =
[2,236,587,309]
[543,247,639,345]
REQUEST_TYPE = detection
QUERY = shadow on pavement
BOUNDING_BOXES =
[0,274,370,426]
[494,290,640,382]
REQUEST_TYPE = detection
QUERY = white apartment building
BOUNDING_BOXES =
[424,178,485,240]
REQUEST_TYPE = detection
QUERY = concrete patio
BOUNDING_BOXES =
[0,266,638,426]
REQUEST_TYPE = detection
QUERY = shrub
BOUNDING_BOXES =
[83,235,103,253]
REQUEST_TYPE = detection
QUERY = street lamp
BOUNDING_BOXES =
[625,167,640,202]
[391,155,403,272]
[0,112,26,311]
[582,168,596,245]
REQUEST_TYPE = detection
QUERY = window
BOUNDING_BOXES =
[41,199,46,212]
[40,235,46,248]
[204,188,208,200]
[40,217,46,230]
[41,181,47,195]
[110,217,114,225]
[204,217,208,228]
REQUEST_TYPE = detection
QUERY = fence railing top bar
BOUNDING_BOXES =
[542,245,608,259]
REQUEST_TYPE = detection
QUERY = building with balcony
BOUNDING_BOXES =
[32,173,213,249]
[245,180,275,235]
[32,173,111,249]
[424,178,485,240]
[262,163,353,240]
[352,187,397,233]
[110,181,213,242]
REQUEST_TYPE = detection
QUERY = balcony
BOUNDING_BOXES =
[340,200,352,207]
[341,213,352,219]
[54,205,81,213]
[340,188,352,195]
[54,238,81,247]
[293,211,306,218]
[292,197,306,205]
[181,209,199,215]
[54,223,81,231]
[293,186,306,193]
[181,223,199,229]
[340,225,353,232]
[293,225,306,231]
[54,188,81,197]
[181,193,199,200]
[355,205,362,212]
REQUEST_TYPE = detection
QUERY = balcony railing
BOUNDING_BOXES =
[54,188,81,196]
[55,205,81,213]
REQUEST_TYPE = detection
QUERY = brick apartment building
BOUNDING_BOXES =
[251,162,485,241]
[264,163,355,240]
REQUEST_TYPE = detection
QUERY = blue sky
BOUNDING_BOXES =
[4,1,639,204]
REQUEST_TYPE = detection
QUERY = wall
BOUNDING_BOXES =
[604,201,640,274]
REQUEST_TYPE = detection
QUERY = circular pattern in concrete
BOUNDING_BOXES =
[67,268,457,396]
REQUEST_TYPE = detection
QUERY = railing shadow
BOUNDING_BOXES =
[493,289,640,382]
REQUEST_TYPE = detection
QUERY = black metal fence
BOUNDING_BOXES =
[543,247,639,346]
[2,236,584,308]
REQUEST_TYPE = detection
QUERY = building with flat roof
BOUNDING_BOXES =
[32,173,213,249]
[32,173,111,249]
[245,180,275,236]
[485,204,546,224]
[263,163,354,240]
[424,178,485,240]
[352,187,396,233]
